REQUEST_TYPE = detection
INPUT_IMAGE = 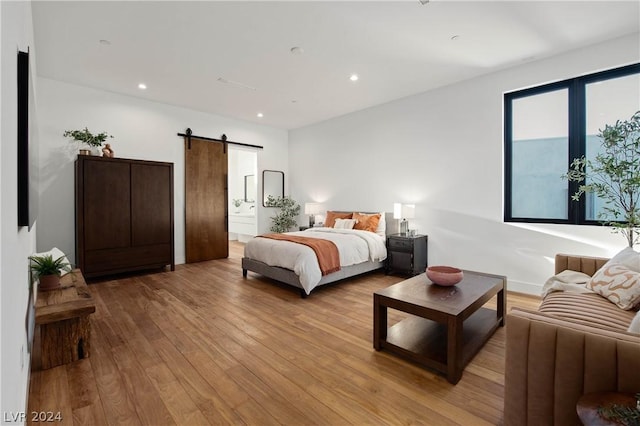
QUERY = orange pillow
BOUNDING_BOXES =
[325,211,352,228]
[353,212,381,233]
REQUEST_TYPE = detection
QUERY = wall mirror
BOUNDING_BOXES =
[244,175,255,202]
[262,170,284,207]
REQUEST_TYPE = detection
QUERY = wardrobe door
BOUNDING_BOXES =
[130,163,174,269]
[83,159,131,251]
[131,163,172,246]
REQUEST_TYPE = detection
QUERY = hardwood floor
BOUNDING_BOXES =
[27,241,540,425]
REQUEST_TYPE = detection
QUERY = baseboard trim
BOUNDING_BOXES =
[507,279,542,296]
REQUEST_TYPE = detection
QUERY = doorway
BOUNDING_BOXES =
[228,148,258,242]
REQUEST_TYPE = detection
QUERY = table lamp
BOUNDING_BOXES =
[304,203,323,227]
[394,203,415,235]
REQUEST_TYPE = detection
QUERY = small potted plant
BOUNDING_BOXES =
[232,199,243,213]
[63,127,113,155]
[29,254,71,291]
[265,195,300,233]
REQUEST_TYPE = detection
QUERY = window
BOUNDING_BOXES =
[504,63,640,224]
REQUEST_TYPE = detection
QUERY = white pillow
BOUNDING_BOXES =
[605,247,640,272]
[31,247,72,276]
[375,212,386,237]
[334,218,357,229]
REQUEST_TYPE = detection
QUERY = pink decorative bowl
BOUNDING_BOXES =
[426,266,464,286]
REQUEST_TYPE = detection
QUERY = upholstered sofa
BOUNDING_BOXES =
[504,254,640,426]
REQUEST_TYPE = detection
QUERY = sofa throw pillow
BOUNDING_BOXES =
[587,263,640,310]
[605,247,640,272]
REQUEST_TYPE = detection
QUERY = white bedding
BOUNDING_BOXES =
[244,228,387,294]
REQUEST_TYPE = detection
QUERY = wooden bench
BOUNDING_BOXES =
[33,269,96,370]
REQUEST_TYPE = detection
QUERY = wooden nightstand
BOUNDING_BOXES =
[386,234,428,276]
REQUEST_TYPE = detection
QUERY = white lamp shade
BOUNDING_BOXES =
[402,204,415,219]
[305,203,323,215]
[394,203,415,219]
[393,203,402,219]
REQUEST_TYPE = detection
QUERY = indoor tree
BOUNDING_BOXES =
[565,111,640,247]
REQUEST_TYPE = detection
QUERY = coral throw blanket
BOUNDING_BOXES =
[257,234,341,275]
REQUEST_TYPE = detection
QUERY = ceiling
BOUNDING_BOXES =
[32,1,640,130]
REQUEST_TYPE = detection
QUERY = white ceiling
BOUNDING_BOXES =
[32,1,640,130]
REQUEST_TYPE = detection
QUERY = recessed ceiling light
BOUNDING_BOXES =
[99,39,111,46]
[257,113,264,118]
[350,74,359,82]
[138,83,147,90]
[290,46,304,55]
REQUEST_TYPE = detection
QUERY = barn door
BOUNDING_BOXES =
[185,137,228,262]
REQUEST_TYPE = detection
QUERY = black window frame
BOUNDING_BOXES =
[504,62,640,225]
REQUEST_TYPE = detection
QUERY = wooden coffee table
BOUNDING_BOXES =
[373,270,506,384]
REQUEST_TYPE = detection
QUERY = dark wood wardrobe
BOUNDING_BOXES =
[75,155,175,278]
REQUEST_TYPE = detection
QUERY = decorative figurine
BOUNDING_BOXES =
[102,143,114,158]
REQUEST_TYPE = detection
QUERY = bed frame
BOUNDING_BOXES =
[242,212,397,297]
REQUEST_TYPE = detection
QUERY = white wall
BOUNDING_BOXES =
[1,0,38,421]
[289,33,640,295]
[36,78,288,266]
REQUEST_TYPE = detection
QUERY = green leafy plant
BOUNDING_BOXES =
[63,127,113,148]
[28,254,71,278]
[265,195,300,233]
[565,111,640,247]
[232,199,243,208]
[597,393,640,426]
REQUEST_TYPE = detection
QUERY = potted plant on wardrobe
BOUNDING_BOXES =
[63,127,113,155]
[29,254,71,291]
[565,110,640,247]
[265,195,300,233]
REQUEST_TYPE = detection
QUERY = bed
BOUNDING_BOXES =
[242,211,396,296]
